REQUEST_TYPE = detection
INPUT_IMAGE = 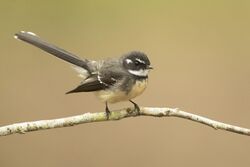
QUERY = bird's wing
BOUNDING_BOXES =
[66,72,122,93]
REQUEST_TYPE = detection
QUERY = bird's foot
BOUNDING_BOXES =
[105,102,111,120]
[129,100,140,115]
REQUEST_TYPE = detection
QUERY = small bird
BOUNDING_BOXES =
[14,31,153,118]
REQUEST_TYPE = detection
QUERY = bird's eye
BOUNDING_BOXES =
[134,60,140,65]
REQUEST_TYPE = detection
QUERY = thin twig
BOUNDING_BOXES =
[0,107,249,137]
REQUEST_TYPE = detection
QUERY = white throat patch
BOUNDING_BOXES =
[128,69,149,77]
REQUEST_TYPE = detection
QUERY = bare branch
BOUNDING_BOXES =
[0,107,249,137]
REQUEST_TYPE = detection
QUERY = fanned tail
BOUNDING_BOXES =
[14,31,92,73]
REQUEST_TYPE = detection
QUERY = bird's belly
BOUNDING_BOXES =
[95,79,148,103]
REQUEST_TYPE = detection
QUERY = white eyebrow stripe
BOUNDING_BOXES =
[135,58,145,64]
[126,59,133,64]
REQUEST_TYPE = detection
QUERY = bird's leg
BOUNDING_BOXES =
[129,100,140,115]
[105,102,111,119]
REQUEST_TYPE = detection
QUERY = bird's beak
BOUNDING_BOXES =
[147,65,153,70]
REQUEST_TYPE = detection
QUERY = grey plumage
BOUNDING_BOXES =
[67,57,132,94]
[14,31,152,111]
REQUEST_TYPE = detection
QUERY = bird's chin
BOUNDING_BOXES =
[128,69,150,77]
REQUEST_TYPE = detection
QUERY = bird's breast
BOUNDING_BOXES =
[95,79,148,103]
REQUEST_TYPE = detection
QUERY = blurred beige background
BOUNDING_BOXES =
[0,1,250,167]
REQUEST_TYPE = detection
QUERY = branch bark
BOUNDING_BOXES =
[0,107,249,137]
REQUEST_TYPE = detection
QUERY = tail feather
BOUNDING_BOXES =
[14,31,91,73]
